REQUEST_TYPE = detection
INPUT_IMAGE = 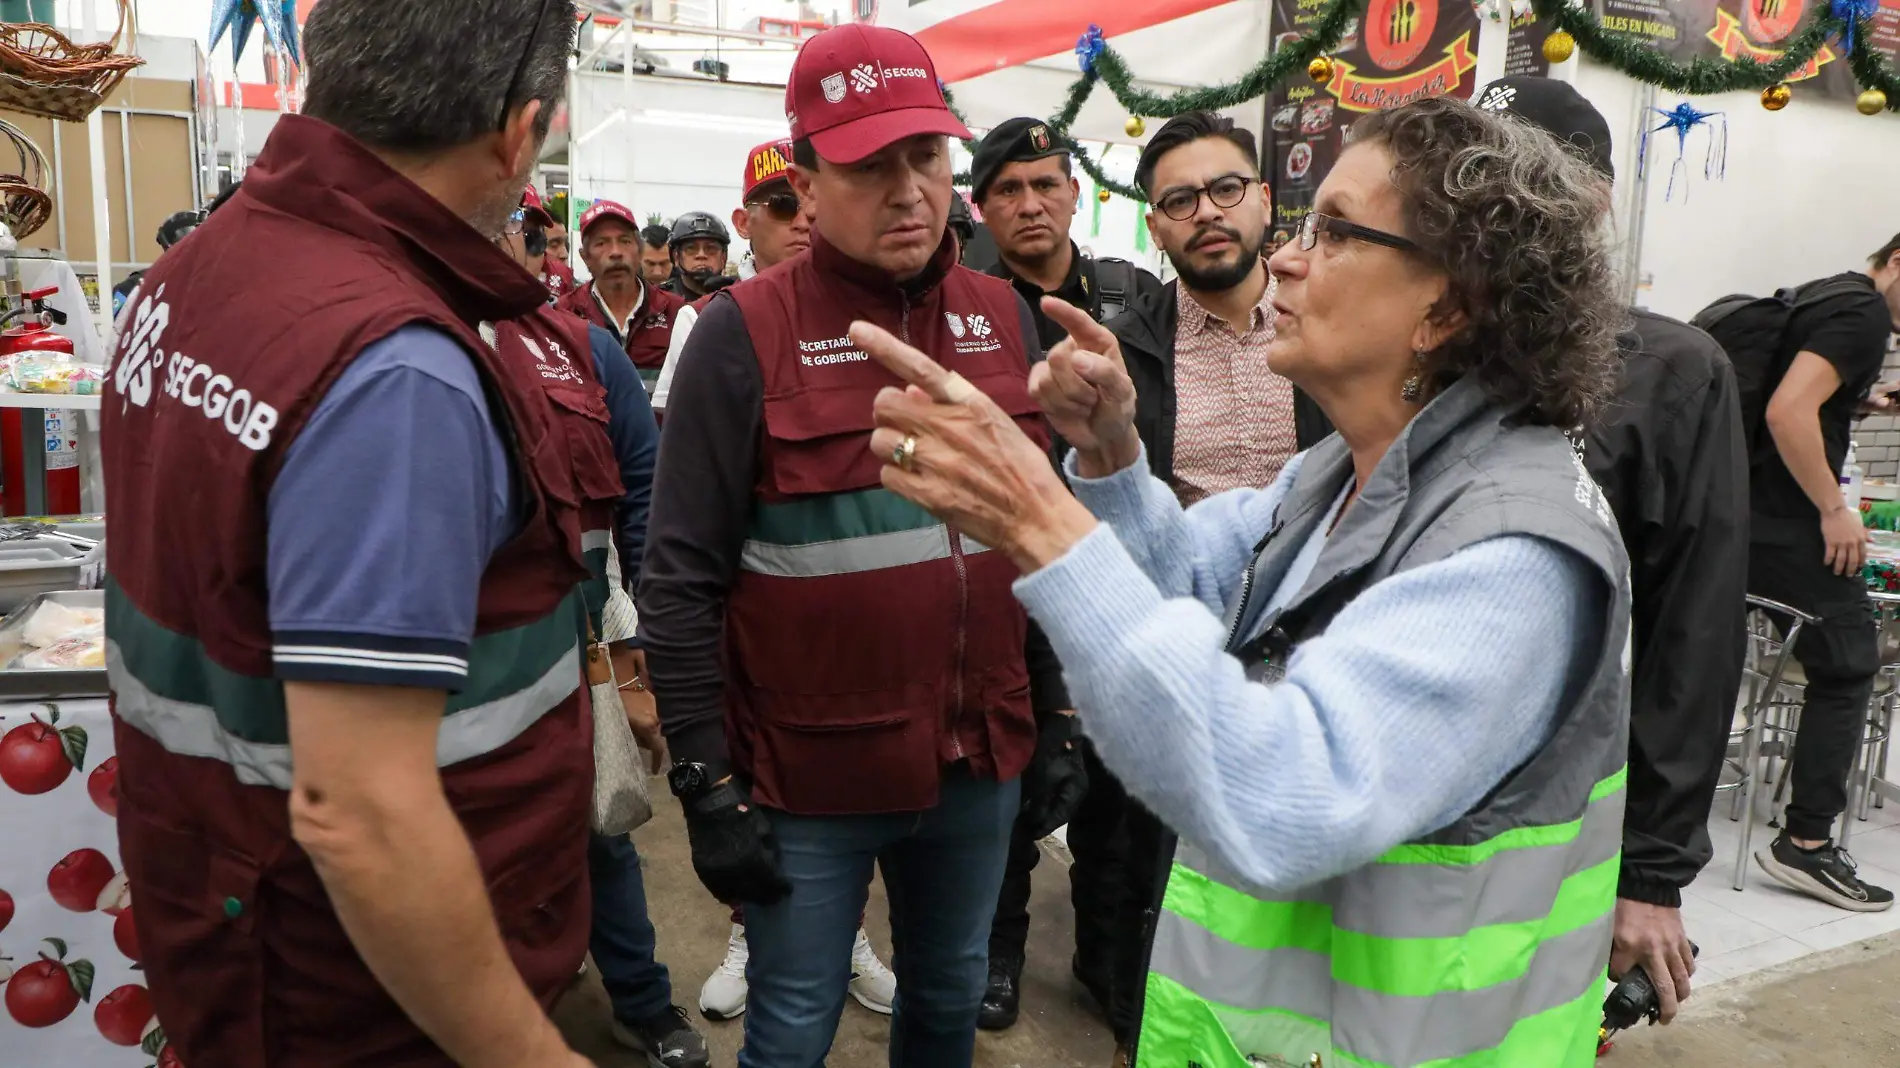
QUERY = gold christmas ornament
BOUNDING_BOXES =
[1761,83,1792,111]
[1858,88,1889,116]
[1124,115,1146,138]
[1307,56,1336,84]
[1097,188,1113,203]
[1542,30,1576,65]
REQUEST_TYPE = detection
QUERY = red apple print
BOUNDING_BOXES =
[0,886,12,933]
[4,937,93,1027]
[94,984,154,1045]
[98,870,131,916]
[114,905,140,962]
[88,756,120,816]
[0,705,87,794]
[46,848,114,912]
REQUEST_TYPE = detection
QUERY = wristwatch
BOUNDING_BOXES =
[668,761,716,800]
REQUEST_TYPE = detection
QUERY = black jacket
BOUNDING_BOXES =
[1106,280,1333,481]
[1585,309,1749,906]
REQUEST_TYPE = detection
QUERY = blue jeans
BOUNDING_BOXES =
[588,831,673,1024]
[738,766,1020,1068]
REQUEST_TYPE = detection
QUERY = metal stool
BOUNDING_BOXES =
[1721,596,1811,889]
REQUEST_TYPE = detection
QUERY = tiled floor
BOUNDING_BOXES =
[1683,739,1900,987]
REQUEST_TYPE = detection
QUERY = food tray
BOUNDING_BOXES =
[0,534,86,613]
[0,589,105,699]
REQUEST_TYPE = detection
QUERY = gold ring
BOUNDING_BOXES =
[891,434,918,472]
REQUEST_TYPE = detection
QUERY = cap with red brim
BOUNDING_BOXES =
[786,24,970,165]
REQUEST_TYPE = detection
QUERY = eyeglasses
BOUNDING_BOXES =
[1295,211,1418,253]
[498,0,558,133]
[746,191,802,223]
[1152,175,1256,222]
[503,208,527,236]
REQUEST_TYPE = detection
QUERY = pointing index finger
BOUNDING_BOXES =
[1041,296,1122,359]
[849,320,977,403]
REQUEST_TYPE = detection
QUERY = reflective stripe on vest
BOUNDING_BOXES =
[581,527,613,633]
[105,577,586,790]
[1137,767,1625,1068]
[740,486,991,578]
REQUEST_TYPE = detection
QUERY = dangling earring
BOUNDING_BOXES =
[1401,349,1426,403]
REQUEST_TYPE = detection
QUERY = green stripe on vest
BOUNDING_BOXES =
[1138,970,1602,1068]
[741,488,986,578]
[106,579,586,789]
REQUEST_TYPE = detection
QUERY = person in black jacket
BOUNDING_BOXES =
[1478,76,1749,1024]
[1090,111,1332,1057]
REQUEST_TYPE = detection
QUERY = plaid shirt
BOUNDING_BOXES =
[1169,280,1298,505]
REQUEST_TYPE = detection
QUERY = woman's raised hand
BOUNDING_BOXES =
[1033,297,1141,477]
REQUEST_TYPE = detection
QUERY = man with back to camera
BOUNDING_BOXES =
[649,139,899,1021]
[99,2,602,1066]
[495,183,712,1066]
[964,115,1160,1033]
[1070,110,1334,1060]
[558,198,685,394]
[638,22,1076,1067]
[1477,74,1750,1024]
[1746,229,1900,911]
[642,222,678,287]
[665,211,736,300]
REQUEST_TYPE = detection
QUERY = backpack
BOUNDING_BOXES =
[1690,278,1869,451]
[1090,257,1155,323]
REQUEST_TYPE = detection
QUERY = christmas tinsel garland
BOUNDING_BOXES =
[949,0,1897,204]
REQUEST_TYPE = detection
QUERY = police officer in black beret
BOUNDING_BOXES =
[970,117,1160,354]
[970,116,1161,1036]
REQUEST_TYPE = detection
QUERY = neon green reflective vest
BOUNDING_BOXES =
[1136,379,1632,1068]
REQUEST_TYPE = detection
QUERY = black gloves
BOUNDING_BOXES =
[681,781,791,906]
[1019,713,1089,840]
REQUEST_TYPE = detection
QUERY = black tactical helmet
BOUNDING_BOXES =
[669,211,731,249]
[948,191,975,243]
[157,209,206,250]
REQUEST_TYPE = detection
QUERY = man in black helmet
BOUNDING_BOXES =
[112,209,206,317]
[664,211,733,299]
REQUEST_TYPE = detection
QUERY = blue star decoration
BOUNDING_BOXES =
[1640,101,1727,202]
[209,0,300,67]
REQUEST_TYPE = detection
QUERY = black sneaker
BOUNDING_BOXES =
[611,1005,711,1068]
[1756,833,1896,913]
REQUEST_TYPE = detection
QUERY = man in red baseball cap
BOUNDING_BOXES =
[652,139,819,414]
[640,22,1073,1068]
[520,184,574,298]
[556,198,684,392]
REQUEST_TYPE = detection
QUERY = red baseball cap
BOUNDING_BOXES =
[578,199,640,237]
[520,183,556,228]
[743,139,795,201]
[785,24,970,165]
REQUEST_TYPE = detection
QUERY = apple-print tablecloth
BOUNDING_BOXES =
[0,698,179,1067]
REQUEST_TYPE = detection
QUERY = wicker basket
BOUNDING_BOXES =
[0,0,143,123]
[0,115,51,239]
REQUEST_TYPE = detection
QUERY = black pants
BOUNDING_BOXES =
[989,740,1128,983]
[1750,517,1881,842]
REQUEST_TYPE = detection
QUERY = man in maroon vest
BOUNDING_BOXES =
[557,199,685,394]
[100,2,599,1066]
[639,23,1072,1068]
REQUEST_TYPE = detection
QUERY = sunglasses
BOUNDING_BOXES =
[746,191,802,223]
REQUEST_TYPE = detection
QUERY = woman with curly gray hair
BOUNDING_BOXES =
[843,94,1633,1067]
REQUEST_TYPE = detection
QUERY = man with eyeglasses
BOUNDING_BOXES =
[557,199,685,394]
[1084,110,1333,1060]
[664,211,736,300]
[965,115,1160,1035]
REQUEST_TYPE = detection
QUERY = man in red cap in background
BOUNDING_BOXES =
[639,21,1075,1068]
[557,199,684,392]
[652,139,817,415]
[523,185,575,298]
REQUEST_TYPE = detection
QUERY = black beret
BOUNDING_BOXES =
[971,116,1069,203]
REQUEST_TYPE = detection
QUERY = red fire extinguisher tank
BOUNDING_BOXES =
[0,286,84,516]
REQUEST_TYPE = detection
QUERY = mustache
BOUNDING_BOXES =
[1188,223,1243,251]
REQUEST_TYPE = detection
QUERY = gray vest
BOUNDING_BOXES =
[1139,377,1634,1068]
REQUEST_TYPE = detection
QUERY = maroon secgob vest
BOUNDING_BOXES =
[556,276,682,371]
[101,115,595,1067]
[722,232,1049,814]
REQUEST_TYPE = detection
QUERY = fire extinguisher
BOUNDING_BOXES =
[0,285,83,516]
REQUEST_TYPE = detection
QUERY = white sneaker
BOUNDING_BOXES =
[848,926,896,1015]
[698,923,749,1020]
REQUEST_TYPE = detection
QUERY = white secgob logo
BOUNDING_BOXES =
[965,314,992,338]
[850,64,879,93]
